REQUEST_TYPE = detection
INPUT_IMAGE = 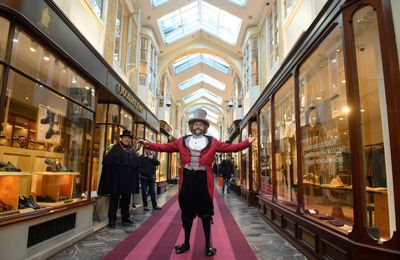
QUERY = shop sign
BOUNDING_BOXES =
[160,120,172,135]
[116,84,144,113]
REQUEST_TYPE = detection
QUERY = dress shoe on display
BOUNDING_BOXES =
[40,110,55,124]
[27,195,41,209]
[4,161,21,172]
[0,161,7,168]
[108,220,116,228]
[45,127,55,139]
[175,243,190,254]
[0,199,12,212]
[205,244,217,256]
[121,218,135,226]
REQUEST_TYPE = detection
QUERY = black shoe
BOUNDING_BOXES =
[175,243,190,254]
[122,218,135,225]
[40,110,55,124]
[5,162,21,172]
[143,207,149,211]
[45,127,54,139]
[205,244,217,256]
[108,220,116,228]
[153,206,162,210]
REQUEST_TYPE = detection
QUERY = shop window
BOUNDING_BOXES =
[0,17,9,61]
[241,127,249,190]
[113,0,123,65]
[299,26,353,233]
[274,77,297,210]
[259,101,272,199]
[95,104,107,123]
[107,104,120,124]
[9,28,95,110]
[157,133,167,182]
[0,70,93,216]
[120,108,133,130]
[353,6,394,241]
[251,121,259,191]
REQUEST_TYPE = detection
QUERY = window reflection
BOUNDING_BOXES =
[0,17,10,61]
[299,26,353,233]
[259,101,272,199]
[353,6,394,241]
[10,28,95,110]
[274,77,297,210]
[241,127,249,190]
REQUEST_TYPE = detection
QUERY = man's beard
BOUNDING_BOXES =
[193,128,203,136]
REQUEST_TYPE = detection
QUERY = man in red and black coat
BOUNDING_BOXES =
[141,108,255,256]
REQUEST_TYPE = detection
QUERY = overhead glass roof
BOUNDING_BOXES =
[157,0,242,45]
[183,88,223,104]
[173,53,230,74]
[179,73,225,91]
[230,0,248,7]
[151,0,169,7]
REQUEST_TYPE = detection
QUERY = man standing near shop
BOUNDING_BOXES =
[220,155,234,193]
[98,129,139,228]
[140,108,255,256]
[139,149,162,211]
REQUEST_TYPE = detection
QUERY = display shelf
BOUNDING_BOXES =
[0,172,31,176]
[32,172,79,176]
[31,172,79,201]
[36,198,80,207]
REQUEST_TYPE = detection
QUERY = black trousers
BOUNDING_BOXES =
[108,193,130,221]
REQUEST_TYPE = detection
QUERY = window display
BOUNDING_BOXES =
[250,121,259,191]
[157,132,167,182]
[241,127,249,190]
[259,101,272,199]
[0,27,95,218]
[353,6,394,241]
[299,26,353,232]
[0,17,9,61]
[274,77,297,210]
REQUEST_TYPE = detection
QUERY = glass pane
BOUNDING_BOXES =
[353,6,394,241]
[95,104,107,123]
[1,70,93,213]
[241,127,249,190]
[10,28,95,110]
[0,17,10,61]
[157,133,168,182]
[300,26,353,233]
[259,101,273,199]
[107,104,120,124]
[120,108,133,130]
[251,121,258,191]
[274,77,297,210]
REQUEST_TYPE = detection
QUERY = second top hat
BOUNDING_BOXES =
[120,129,133,138]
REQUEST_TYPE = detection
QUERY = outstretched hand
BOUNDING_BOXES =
[248,135,256,143]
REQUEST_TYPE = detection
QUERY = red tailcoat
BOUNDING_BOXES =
[143,135,250,199]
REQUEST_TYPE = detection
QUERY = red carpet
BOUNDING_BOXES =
[104,191,257,260]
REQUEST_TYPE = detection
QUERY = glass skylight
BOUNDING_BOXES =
[183,89,223,104]
[230,0,248,7]
[173,53,230,74]
[179,73,225,90]
[151,0,169,7]
[157,1,242,45]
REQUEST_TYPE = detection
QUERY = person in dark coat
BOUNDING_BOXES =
[139,149,161,211]
[97,129,139,228]
[220,155,234,193]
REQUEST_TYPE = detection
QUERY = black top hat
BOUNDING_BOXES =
[188,108,210,127]
[120,129,133,138]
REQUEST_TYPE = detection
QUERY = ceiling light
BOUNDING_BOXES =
[43,50,50,61]
[13,29,20,42]
[342,106,350,113]
[72,75,77,84]
[30,41,37,52]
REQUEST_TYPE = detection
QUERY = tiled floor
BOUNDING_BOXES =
[50,184,307,260]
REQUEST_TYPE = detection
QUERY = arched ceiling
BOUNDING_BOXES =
[133,0,267,128]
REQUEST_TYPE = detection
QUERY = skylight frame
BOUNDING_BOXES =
[229,0,248,7]
[157,1,242,45]
[173,53,230,74]
[179,73,225,91]
[183,88,223,104]
[151,0,170,8]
